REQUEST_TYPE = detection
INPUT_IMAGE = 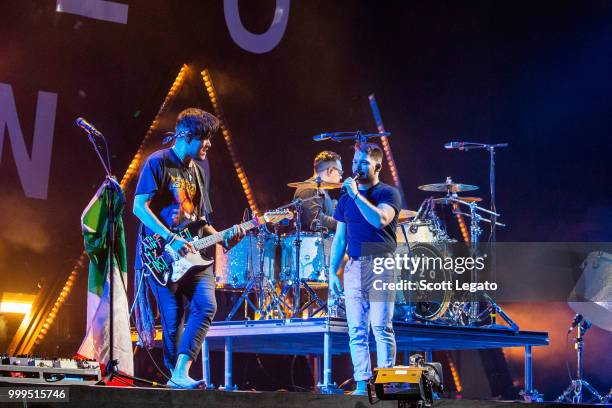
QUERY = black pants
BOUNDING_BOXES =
[148,266,217,370]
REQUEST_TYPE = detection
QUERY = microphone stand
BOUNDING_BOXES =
[318,130,391,144]
[445,142,508,322]
[446,142,507,243]
[82,125,155,387]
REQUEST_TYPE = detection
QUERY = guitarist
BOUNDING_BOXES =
[133,108,243,389]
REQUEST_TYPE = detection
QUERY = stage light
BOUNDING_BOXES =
[368,358,443,407]
[0,301,32,314]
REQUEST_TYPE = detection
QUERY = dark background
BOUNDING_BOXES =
[1,0,611,399]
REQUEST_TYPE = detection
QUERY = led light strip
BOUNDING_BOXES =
[30,65,191,350]
[446,351,463,394]
[453,203,471,243]
[120,64,190,189]
[201,69,259,214]
[368,94,407,208]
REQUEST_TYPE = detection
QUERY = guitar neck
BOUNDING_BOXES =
[192,219,258,250]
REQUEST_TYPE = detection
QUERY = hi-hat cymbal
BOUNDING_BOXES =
[457,196,482,203]
[398,209,418,223]
[418,182,479,193]
[287,181,342,190]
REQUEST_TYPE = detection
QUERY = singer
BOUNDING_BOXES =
[328,142,402,395]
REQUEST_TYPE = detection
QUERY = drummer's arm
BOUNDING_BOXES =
[329,222,347,276]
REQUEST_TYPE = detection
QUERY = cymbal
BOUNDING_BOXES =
[457,196,482,203]
[418,182,479,193]
[398,209,418,223]
[287,181,342,190]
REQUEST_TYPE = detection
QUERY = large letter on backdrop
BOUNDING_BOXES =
[56,0,129,24]
[224,0,290,54]
[0,84,57,199]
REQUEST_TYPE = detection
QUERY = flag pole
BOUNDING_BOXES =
[79,122,157,387]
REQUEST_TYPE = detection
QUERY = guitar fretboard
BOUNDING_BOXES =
[192,219,258,250]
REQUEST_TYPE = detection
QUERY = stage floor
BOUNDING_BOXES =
[199,317,548,395]
[0,384,601,408]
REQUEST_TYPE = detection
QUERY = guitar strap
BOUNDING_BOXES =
[193,162,212,225]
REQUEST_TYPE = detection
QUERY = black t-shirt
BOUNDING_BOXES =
[292,178,337,232]
[134,148,212,269]
[334,182,401,257]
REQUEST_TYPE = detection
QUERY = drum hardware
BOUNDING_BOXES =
[452,209,506,228]
[443,143,508,322]
[280,178,332,317]
[397,209,418,223]
[225,216,289,321]
[442,196,516,328]
[431,196,482,204]
[445,196,504,228]
[557,314,604,404]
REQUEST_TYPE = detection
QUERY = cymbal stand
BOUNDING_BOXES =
[304,178,332,316]
[226,223,288,321]
[277,194,329,317]
[448,197,516,328]
[276,199,305,317]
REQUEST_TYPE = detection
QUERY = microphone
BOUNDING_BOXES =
[312,132,335,142]
[444,141,465,150]
[342,171,362,194]
[568,314,583,333]
[75,117,103,137]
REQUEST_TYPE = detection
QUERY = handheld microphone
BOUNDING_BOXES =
[75,117,103,137]
[312,132,335,142]
[342,171,362,194]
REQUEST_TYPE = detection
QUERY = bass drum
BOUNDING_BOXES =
[393,243,453,321]
[215,231,277,290]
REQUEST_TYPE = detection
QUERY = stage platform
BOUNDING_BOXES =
[200,317,549,395]
[0,383,601,408]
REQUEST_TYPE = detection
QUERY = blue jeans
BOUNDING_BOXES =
[344,257,396,381]
[148,266,217,370]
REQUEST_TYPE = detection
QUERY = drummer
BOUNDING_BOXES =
[292,151,343,232]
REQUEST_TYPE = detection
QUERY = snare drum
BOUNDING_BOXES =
[280,232,333,284]
[215,231,277,289]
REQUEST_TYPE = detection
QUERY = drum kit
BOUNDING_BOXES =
[394,177,509,325]
[218,177,337,320]
[217,140,515,328]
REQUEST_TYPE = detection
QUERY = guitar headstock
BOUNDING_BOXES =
[257,209,294,225]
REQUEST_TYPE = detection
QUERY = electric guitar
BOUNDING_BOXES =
[141,210,293,286]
